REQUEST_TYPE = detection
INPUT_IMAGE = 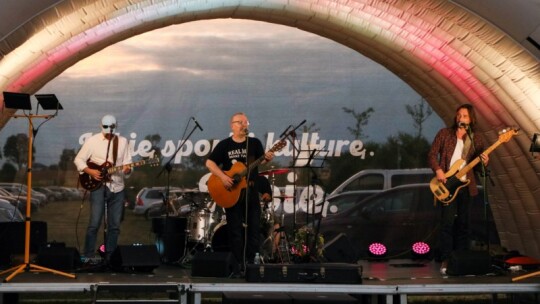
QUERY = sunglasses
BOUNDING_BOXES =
[102,124,116,129]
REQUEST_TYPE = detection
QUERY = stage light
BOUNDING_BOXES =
[411,241,432,259]
[98,244,106,258]
[368,242,387,257]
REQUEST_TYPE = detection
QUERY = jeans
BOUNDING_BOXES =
[439,190,471,261]
[84,186,125,258]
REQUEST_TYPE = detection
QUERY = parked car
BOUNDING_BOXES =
[33,187,62,202]
[133,186,182,215]
[0,187,40,213]
[323,168,434,217]
[144,188,210,219]
[0,198,24,222]
[0,183,48,206]
[315,183,500,260]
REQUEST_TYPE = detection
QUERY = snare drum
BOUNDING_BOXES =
[187,209,214,241]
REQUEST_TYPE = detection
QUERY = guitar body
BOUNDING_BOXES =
[429,159,470,205]
[79,161,112,191]
[208,162,248,208]
[79,156,160,191]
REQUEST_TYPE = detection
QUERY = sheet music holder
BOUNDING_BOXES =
[292,146,328,169]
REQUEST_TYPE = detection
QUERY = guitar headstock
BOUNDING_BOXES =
[270,139,287,153]
[147,154,160,167]
[498,127,519,143]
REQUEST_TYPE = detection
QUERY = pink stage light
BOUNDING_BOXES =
[368,242,387,256]
[411,241,430,255]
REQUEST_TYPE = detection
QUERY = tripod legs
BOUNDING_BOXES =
[1,263,76,282]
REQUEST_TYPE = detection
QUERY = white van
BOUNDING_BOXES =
[324,168,433,216]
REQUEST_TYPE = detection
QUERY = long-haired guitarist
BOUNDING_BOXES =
[427,104,489,275]
[206,112,274,277]
[74,114,133,266]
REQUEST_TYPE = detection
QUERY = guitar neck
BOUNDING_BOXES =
[107,159,148,174]
[455,139,501,179]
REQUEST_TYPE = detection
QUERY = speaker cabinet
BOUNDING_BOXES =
[447,250,491,275]
[323,233,358,263]
[37,244,81,271]
[152,217,187,263]
[0,221,47,266]
[191,251,235,277]
[110,245,161,272]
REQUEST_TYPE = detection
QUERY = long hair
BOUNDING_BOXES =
[452,103,476,131]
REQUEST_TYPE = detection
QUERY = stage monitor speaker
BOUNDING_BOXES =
[0,221,47,266]
[191,251,235,277]
[447,250,491,276]
[110,244,161,273]
[323,233,358,263]
[36,244,81,271]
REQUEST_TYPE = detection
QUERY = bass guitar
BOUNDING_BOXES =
[79,155,160,191]
[208,140,287,208]
[429,127,518,204]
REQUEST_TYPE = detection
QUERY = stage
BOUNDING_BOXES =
[1,259,540,304]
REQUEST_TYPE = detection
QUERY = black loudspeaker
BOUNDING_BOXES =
[222,292,292,304]
[323,233,358,263]
[110,245,161,272]
[0,221,48,266]
[37,244,81,271]
[447,250,492,275]
[191,251,235,277]
[152,217,187,263]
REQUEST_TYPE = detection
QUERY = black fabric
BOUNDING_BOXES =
[323,233,358,264]
[207,136,264,181]
[37,246,81,271]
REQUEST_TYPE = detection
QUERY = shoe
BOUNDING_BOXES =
[440,260,448,275]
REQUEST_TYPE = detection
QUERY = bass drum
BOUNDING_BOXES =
[211,222,229,252]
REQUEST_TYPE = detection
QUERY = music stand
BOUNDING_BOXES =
[0,91,75,282]
[291,146,328,261]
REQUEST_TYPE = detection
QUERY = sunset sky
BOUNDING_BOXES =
[0,19,443,166]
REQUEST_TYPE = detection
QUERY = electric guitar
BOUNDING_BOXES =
[208,140,287,208]
[79,155,160,191]
[429,127,518,204]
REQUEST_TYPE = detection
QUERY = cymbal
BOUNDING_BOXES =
[259,168,289,175]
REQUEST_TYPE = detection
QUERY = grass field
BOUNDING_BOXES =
[33,198,155,253]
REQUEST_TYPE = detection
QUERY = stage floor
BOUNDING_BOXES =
[1,259,540,303]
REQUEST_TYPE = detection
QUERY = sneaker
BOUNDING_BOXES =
[440,260,448,275]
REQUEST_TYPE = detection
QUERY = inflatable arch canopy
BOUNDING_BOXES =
[0,0,539,257]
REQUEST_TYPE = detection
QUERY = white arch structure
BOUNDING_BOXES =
[0,0,539,257]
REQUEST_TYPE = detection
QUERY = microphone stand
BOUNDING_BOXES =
[280,120,306,233]
[156,119,202,264]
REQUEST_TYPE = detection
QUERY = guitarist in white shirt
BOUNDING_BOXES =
[206,112,274,277]
[74,114,132,266]
[428,104,489,275]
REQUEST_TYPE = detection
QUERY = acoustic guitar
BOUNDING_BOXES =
[208,140,286,208]
[429,127,518,204]
[79,155,160,191]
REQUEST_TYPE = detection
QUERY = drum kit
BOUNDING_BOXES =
[169,167,292,265]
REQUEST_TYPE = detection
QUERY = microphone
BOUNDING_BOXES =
[244,128,249,135]
[192,117,204,131]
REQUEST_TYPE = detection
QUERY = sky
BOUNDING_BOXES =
[0,19,443,167]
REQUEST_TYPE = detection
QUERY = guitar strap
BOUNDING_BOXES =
[112,136,119,166]
[461,133,473,160]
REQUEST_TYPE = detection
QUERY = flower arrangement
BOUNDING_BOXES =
[290,227,324,261]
